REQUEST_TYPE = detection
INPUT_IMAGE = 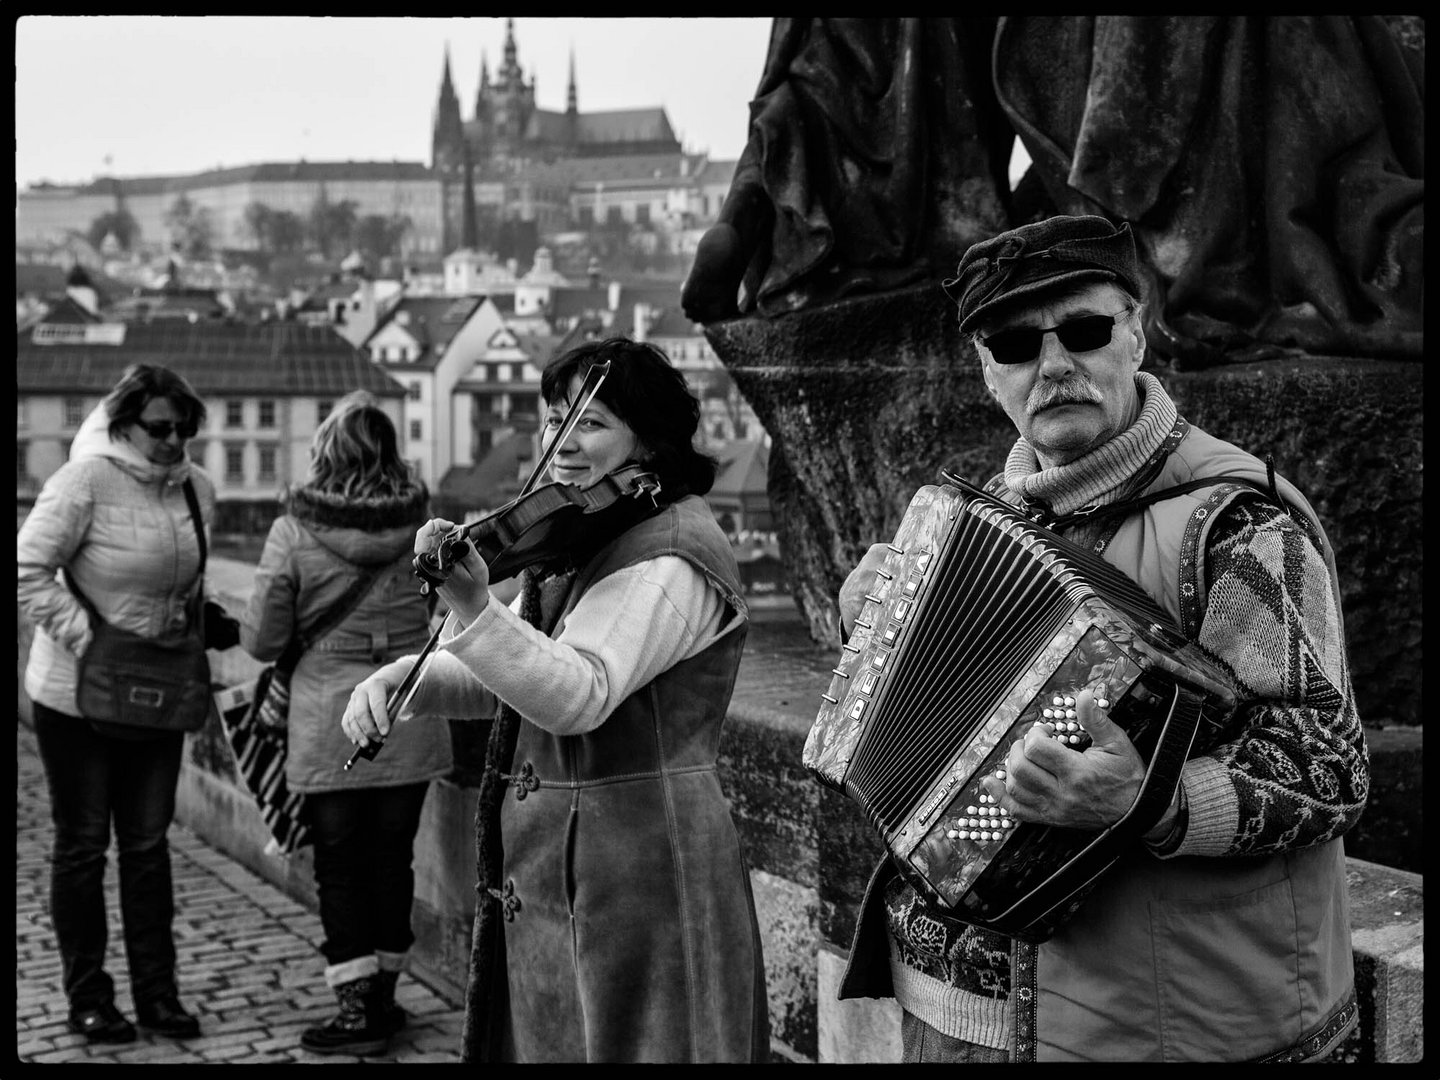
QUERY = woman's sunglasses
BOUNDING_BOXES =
[981,312,1126,365]
[134,418,198,441]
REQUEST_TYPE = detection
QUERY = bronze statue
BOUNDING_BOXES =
[684,16,1423,367]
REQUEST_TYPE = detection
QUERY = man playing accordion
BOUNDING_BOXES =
[834,215,1367,1062]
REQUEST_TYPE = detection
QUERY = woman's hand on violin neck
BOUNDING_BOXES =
[415,517,492,624]
[415,517,459,560]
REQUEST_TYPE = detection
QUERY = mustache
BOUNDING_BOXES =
[1027,377,1104,416]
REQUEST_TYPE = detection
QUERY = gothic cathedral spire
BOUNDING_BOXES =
[567,47,577,115]
[432,44,465,174]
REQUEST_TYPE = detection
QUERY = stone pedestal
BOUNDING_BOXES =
[704,284,1423,725]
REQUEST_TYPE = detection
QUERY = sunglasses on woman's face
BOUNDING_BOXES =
[134,418,198,441]
[981,312,1126,365]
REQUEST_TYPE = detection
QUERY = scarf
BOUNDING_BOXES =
[460,565,577,1062]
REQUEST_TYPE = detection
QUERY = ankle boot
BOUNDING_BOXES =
[373,969,408,1035]
[300,975,389,1056]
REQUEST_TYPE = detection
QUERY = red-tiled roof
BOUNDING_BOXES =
[643,307,700,338]
[565,153,690,184]
[693,158,738,185]
[710,439,769,498]
[16,320,404,397]
[437,432,538,508]
[546,285,615,321]
[15,262,128,301]
[378,296,483,348]
[575,108,677,146]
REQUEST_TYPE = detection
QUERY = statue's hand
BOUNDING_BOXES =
[681,223,746,323]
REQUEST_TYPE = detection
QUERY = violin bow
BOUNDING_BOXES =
[344,358,612,769]
[513,357,611,505]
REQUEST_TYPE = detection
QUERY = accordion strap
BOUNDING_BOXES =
[1043,457,1291,533]
[1116,683,1203,839]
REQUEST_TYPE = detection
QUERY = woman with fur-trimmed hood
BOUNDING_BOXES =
[240,391,452,1056]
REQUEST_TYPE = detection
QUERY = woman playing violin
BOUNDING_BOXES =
[342,338,769,1063]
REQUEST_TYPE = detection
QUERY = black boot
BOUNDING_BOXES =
[299,975,389,1056]
[373,969,408,1035]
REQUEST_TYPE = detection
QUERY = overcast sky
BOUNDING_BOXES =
[15,16,775,188]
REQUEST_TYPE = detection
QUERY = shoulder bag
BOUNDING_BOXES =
[216,562,384,854]
[66,478,212,739]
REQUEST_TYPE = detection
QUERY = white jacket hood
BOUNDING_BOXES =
[70,402,194,486]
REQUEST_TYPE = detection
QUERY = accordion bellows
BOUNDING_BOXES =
[804,473,1237,941]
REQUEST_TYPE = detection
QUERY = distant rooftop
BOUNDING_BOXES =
[16,320,404,397]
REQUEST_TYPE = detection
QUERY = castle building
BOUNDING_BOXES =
[431,19,691,252]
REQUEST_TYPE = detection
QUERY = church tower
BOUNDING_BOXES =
[431,46,466,177]
[490,18,536,155]
[566,47,579,148]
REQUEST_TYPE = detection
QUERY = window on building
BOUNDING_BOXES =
[498,364,512,382]
[225,400,244,428]
[63,398,85,428]
[607,206,623,226]
[258,400,276,428]
[17,400,28,429]
[317,400,333,424]
[636,203,651,225]
[224,444,244,482]
[407,381,422,402]
[409,420,422,441]
[578,206,594,228]
[257,445,277,483]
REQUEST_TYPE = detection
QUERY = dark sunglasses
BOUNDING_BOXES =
[981,312,1126,365]
[134,418,198,441]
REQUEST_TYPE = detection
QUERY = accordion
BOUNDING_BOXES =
[804,472,1237,942]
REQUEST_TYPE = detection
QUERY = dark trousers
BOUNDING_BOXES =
[33,703,185,1011]
[305,783,430,967]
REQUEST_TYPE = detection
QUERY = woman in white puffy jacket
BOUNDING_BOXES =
[18,363,213,1044]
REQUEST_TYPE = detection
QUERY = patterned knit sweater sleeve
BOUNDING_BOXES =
[1162,499,1369,859]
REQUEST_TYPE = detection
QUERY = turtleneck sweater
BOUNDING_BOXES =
[1001,370,1176,516]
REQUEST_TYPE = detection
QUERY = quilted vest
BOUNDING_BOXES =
[1030,423,1357,1062]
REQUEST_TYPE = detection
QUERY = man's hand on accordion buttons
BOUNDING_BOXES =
[983,688,1148,831]
[839,543,892,638]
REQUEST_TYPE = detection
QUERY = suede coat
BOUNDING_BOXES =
[463,495,769,1063]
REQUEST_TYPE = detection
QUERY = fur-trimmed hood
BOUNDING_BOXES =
[282,482,430,567]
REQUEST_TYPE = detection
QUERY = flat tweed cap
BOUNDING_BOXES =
[945,215,1142,333]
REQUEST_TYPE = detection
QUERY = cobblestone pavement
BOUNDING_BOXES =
[16,724,465,1064]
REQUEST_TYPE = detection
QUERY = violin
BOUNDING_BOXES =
[344,359,663,770]
[412,463,662,593]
